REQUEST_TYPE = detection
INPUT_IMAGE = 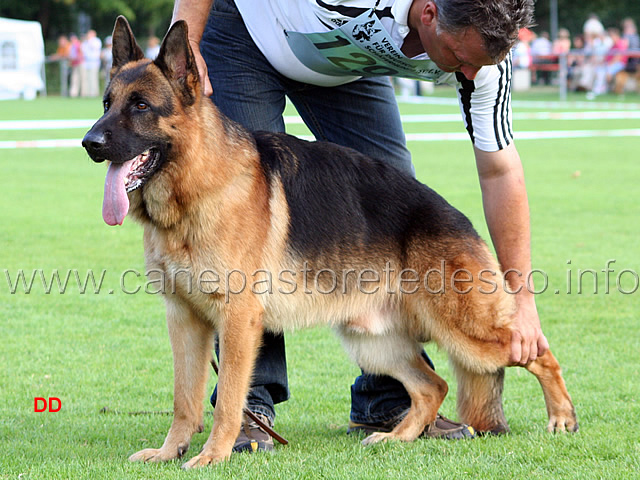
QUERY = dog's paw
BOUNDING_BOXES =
[181,452,228,469]
[361,432,392,446]
[129,448,166,463]
[547,414,579,433]
[129,444,188,463]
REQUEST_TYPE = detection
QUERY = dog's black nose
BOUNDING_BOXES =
[82,129,112,162]
[82,129,109,151]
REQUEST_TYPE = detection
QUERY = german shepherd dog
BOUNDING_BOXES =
[83,17,578,468]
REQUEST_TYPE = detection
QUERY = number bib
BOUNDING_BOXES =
[285,10,446,81]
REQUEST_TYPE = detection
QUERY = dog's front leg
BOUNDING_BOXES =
[182,299,264,468]
[129,298,214,463]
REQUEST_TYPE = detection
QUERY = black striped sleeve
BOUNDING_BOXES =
[505,54,514,140]
[456,55,514,152]
[493,54,512,149]
[456,71,476,145]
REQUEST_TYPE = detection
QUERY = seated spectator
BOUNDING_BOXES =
[590,28,628,97]
[512,28,534,69]
[583,13,605,40]
[605,29,629,82]
[552,28,571,55]
[580,28,611,95]
[568,35,587,91]
[552,28,572,86]
[614,18,640,95]
[622,17,639,73]
[530,31,553,85]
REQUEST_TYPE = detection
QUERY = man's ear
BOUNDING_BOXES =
[154,21,200,106]
[420,0,437,27]
[111,16,145,71]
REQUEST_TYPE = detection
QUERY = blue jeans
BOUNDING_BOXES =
[204,0,431,425]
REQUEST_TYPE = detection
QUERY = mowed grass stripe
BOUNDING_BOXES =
[3,129,640,149]
[2,110,640,130]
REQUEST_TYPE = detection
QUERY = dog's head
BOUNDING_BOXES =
[82,16,200,225]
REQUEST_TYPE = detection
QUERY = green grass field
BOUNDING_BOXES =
[1,91,639,479]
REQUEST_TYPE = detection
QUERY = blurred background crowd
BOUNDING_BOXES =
[47,12,640,100]
[512,14,640,98]
[47,31,160,98]
[1,2,640,100]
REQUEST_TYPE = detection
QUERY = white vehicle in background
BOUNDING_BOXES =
[0,17,46,100]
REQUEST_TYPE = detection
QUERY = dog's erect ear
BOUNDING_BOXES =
[154,21,200,106]
[111,16,145,71]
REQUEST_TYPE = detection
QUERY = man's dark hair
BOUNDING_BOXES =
[433,0,535,63]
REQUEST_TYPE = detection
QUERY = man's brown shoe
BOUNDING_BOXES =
[347,411,476,440]
[233,413,275,453]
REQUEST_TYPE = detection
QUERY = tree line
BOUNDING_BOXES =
[0,0,173,42]
[1,0,639,46]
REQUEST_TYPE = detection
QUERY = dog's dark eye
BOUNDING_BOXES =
[103,101,110,113]
[136,102,149,111]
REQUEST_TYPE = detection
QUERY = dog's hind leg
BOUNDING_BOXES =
[525,350,578,433]
[363,352,448,445]
[339,331,448,445]
[368,353,448,445]
[129,299,214,463]
[451,361,509,435]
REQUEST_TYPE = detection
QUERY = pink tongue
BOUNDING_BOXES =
[102,159,135,226]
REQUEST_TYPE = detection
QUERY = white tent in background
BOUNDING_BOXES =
[0,17,46,100]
